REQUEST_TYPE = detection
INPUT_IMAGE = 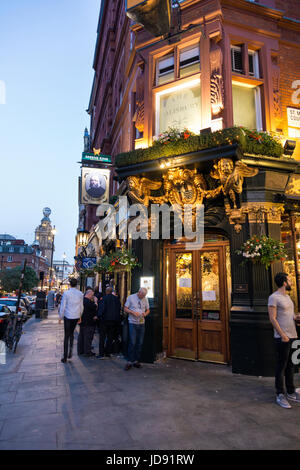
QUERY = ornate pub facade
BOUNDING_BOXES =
[85,0,300,375]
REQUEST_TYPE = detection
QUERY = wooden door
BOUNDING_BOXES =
[165,241,230,364]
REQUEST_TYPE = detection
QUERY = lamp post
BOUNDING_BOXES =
[49,226,57,290]
[62,252,66,286]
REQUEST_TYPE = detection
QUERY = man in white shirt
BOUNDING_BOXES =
[124,287,150,371]
[59,278,84,363]
[268,272,300,408]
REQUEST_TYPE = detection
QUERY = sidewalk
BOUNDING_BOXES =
[1,309,300,450]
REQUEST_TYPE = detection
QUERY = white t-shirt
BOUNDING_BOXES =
[268,291,297,339]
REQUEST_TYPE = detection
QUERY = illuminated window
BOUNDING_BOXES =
[156,54,174,85]
[155,79,201,135]
[180,45,200,78]
[232,82,262,130]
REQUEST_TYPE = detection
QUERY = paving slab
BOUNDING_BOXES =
[2,308,300,450]
[0,398,57,420]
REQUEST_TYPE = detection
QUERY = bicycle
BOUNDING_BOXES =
[4,312,27,353]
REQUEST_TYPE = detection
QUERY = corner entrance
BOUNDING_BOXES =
[163,239,231,364]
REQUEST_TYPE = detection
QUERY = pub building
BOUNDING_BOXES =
[81,0,300,376]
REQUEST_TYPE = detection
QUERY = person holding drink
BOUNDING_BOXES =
[124,287,150,371]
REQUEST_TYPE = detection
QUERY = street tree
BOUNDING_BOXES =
[0,266,39,292]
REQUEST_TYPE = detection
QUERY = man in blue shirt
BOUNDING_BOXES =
[124,287,150,371]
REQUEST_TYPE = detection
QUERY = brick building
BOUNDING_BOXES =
[0,234,49,280]
[82,0,300,375]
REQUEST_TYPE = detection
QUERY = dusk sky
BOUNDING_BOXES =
[0,0,101,265]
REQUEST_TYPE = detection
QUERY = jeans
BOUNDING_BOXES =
[128,323,145,363]
[275,338,296,395]
[63,318,78,360]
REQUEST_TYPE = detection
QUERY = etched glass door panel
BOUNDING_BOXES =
[200,251,220,321]
[175,253,193,319]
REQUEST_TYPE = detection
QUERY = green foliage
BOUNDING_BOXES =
[81,249,141,276]
[0,266,39,292]
[115,126,284,168]
[236,234,287,269]
[241,127,283,158]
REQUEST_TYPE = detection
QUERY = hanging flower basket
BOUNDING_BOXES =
[88,249,141,275]
[236,235,287,269]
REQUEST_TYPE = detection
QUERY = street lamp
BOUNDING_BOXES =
[49,226,57,289]
[62,252,67,285]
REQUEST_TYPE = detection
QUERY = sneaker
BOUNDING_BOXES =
[96,355,105,359]
[276,393,292,408]
[133,361,142,368]
[61,358,67,363]
[124,363,132,371]
[287,392,300,403]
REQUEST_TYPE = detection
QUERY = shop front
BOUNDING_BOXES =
[114,131,300,375]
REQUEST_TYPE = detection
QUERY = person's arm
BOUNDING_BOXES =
[78,295,84,323]
[143,308,150,317]
[124,306,140,317]
[268,305,289,342]
[59,293,66,320]
[143,299,150,317]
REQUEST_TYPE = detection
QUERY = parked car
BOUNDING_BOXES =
[0,298,27,316]
[0,304,13,340]
[20,295,34,315]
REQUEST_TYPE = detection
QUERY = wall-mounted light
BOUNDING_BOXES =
[284,140,296,157]
[159,158,172,169]
[77,229,89,247]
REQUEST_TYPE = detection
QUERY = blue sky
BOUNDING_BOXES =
[0,0,100,265]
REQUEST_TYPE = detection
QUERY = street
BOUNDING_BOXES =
[1,309,300,450]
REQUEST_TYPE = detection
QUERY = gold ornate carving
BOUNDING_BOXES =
[126,159,259,231]
[162,168,206,208]
[224,202,284,233]
[208,158,258,209]
[285,175,300,196]
[134,73,145,133]
[242,202,285,224]
[93,148,101,155]
[210,40,224,116]
[127,176,163,206]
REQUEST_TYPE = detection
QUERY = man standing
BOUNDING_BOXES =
[97,286,121,359]
[59,278,83,363]
[124,287,150,371]
[77,288,98,357]
[268,272,300,408]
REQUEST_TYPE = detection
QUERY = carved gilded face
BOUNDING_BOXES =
[218,158,233,175]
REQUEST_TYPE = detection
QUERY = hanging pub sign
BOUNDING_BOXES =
[82,258,97,269]
[81,167,110,205]
[82,152,111,164]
